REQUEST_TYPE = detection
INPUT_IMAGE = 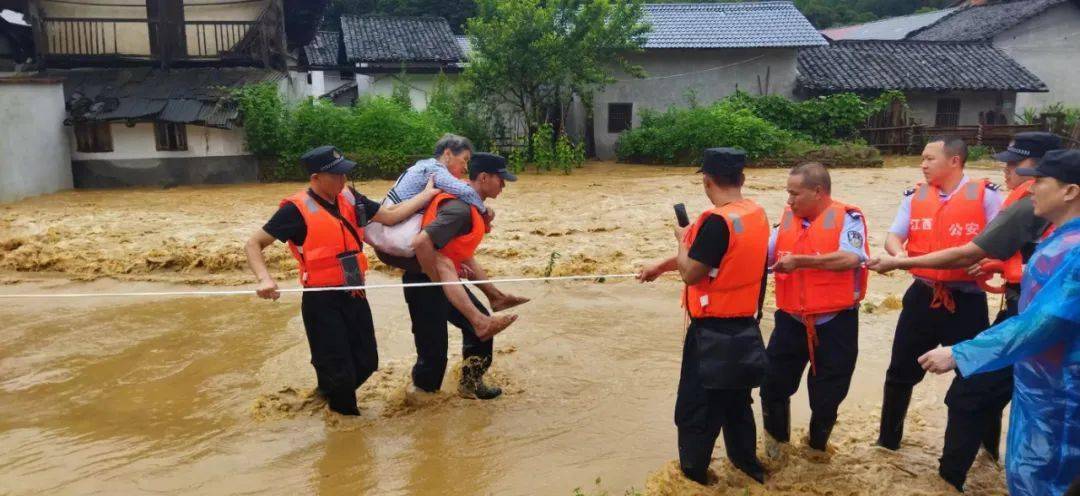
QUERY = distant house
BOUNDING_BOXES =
[341,15,465,110]
[300,30,357,106]
[824,0,1080,112]
[0,0,328,191]
[593,2,827,159]
[797,40,1047,126]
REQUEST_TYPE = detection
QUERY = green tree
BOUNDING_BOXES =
[464,0,649,158]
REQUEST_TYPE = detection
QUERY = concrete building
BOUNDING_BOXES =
[0,0,329,192]
[591,2,827,159]
[0,77,70,202]
[826,0,1080,113]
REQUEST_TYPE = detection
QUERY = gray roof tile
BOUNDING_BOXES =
[643,2,827,48]
[341,15,464,63]
[50,67,284,128]
[797,40,1047,92]
[909,0,1069,41]
[303,31,342,67]
[821,8,956,40]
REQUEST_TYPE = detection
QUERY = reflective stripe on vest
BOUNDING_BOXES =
[774,201,870,316]
[682,199,770,319]
[907,180,989,282]
[281,189,368,288]
[420,192,486,268]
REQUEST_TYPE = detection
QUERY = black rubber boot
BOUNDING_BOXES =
[459,364,502,400]
[807,416,835,451]
[939,465,966,492]
[982,413,1002,462]
[762,399,791,443]
[877,383,913,450]
[731,458,767,484]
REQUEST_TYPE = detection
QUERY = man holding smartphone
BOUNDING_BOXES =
[638,148,771,485]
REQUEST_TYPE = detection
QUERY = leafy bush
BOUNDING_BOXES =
[968,144,991,162]
[1015,102,1080,130]
[615,91,896,166]
[724,90,903,144]
[615,104,794,164]
[755,141,883,169]
[236,78,578,181]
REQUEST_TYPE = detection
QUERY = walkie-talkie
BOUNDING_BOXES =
[674,203,690,227]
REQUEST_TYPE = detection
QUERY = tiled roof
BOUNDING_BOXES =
[797,40,1047,92]
[49,67,285,129]
[909,0,1069,41]
[341,15,464,63]
[642,2,827,48]
[821,8,956,40]
[303,31,342,67]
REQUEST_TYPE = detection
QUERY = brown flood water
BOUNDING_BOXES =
[0,161,1007,495]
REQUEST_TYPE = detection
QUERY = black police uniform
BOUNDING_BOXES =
[675,148,768,485]
[261,146,380,416]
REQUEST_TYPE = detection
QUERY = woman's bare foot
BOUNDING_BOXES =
[474,314,518,341]
[490,294,531,312]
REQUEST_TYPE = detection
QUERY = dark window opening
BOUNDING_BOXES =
[935,98,961,127]
[340,71,355,80]
[154,122,188,151]
[607,103,633,133]
[74,122,113,153]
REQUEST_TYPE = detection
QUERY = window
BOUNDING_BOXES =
[154,122,188,151]
[74,122,113,153]
[607,103,633,133]
[935,98,961,127]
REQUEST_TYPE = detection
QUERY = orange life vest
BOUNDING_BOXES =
[906,179,990,283]
[981,180,1054,287]
[682,199,770,319]
[281,188,369,288]
[421,192,486,268]
[774,201,869,374]
[774,201,870,316]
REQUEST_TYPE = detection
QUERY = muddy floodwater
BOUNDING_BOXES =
[0,161,1008,495]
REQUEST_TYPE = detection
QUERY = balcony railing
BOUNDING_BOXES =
[39,15,282,65]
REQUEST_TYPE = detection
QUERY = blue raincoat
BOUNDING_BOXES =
[953,217,1080,495]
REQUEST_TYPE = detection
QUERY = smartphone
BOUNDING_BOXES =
[674,203,690,227]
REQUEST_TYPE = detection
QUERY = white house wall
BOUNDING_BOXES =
[359,73,459,111]
[69,123,247,161]
[592,48,799,160]
[0,80,72,203]
[68,123,258,188]
[904,91,1017,127]
[994,3,1080,112]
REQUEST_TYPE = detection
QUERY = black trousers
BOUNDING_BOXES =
[300,290,379,415]
[403,271,493,392]
[760,307,858,438]
[675,318,762,484]
[883,281,1012,487]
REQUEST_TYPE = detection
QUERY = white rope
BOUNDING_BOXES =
[0,273,643,299]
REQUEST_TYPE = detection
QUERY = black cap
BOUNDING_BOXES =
[1016,149,1080,184]
[992,132,1062,163]
[300,145,356,175]
[697,147,747,175]
[469,152,517,182]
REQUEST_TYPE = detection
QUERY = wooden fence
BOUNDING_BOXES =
[861,123,1049,154]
